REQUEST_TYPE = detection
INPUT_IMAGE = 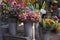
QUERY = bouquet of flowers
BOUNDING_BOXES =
[9,5,18,18]
[19,10,41,22]
[55,19,60,31]
[43,18,55,31]
[0,2,10,19]
[0,1,21,18]
[51,16,60,31]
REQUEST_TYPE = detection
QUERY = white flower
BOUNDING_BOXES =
[40,9,46,14]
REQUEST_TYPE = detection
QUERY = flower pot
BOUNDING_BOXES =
[35,22,39,40]
[1,23,9,34]
[44,31,50,40]
[1,18,9,34]
[0,27,3,40]
[9,18,17,36]
[24,21,33,38]
[0,20,3,40]
[57,31,60,35]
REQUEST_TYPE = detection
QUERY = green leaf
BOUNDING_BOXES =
[36,3,39,9]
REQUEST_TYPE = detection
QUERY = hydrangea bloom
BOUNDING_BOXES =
[19,11,40,22]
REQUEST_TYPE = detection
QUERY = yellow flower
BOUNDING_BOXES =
[44,18,50,24]
[44,18,55,24]
[54,0,58,3]
[56,26,60,31]
[55,21,60,31]
[49,19,55,24]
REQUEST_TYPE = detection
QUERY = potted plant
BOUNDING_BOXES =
[19,10,41,39]
[0,2,10,34]
[8,3,25,36]
[0,4,4,40]
[8,4,20,36]
[55,19,60,35]
[43,18,55,40]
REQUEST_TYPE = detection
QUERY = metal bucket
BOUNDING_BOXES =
[9,18,17,36]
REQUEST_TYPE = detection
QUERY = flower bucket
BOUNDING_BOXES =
[9,18,17,36]
[0,14,3,40]
[1,23,9,34]
[56,22,60,35]
[24,21,33,39]
[35,22,39,40]
[57,31,60,35]
[0,27,3,40]
[1,18,9,34]
[44,31,50,40]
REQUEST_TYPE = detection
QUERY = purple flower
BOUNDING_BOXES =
[52,16,58,19]
[9,7,14,13]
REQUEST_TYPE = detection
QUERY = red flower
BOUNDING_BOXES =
[16,2,22,5]
[57,16,60,19]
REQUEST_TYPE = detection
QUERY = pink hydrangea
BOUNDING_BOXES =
[19,11,40,22]
[11,1,17,5]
